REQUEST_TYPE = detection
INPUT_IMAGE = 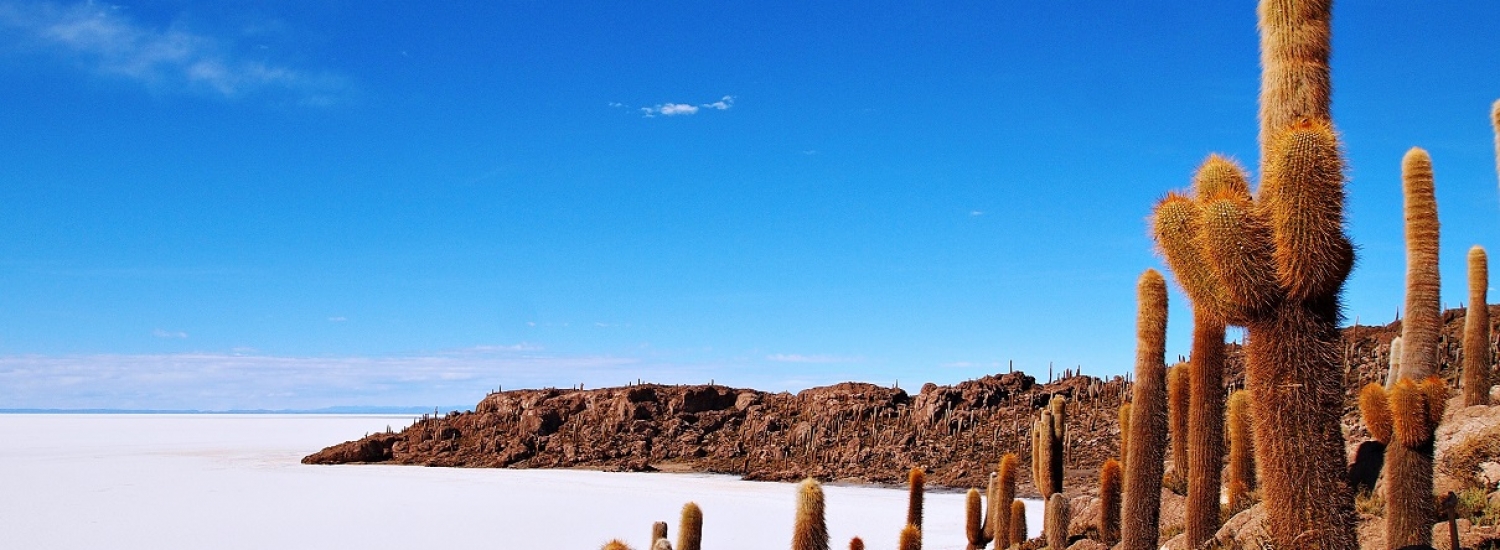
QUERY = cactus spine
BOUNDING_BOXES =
[898,524,921,550]
[993,454,1018,549]
[1360,383,1393,445]
[1464,246,1491,406]
[1383,147,1442,549]
[1167,363,1189,485]
[964,488,991,550]
[677,502,702,550]
[1045,493,1069,550]
[1120,270,1168,550]
[906,467,924,531]
[793,478,829,550]
[1117,402,1131,466]
[1151,2,1357,545]
[1098,458,1122,546]
[1009,499,1028,547]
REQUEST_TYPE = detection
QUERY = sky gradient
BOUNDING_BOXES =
[0,1,1497,410]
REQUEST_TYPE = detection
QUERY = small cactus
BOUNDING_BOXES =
[1099,458,1122,546]
[1117,401,1131,465]
[1359,383,1392,445]
[677,502,702,550]
[793,478,829,550]
[1009,499,1028,548]
[1225,389,1255,511]
[964,488,991,550]
[898,524,921,550]
[993,454,1019,549]
[1045,493,1069,550]
[602,540,635,550]
[1464,246,1490,406]
[1385,377,1446,549]
[1167,362,1190,484]
[848,537,865,550]
[1386,336,1404,389]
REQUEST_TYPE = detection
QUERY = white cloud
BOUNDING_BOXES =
[152,329,188,339]
[766,353,860,364]
[0,1,344,100]
[327,316,347,322]
[634,95,735,118]
[970,210,984,216]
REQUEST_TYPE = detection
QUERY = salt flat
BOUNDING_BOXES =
[0,414,1041,550]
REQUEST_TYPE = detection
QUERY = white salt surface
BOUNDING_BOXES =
[0,414,1043,549]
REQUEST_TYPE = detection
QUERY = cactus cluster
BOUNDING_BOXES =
[1032,396,1066,498]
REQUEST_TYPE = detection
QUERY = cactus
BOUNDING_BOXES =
[1385,377,1446,549]
[849,537,865,550]
[1387,336,1405,389]
[1033,410,1058,496]
[1098,458,1122,546]
[603,540,635,550]
[1048,395,1067,495]
[1151,2,1358,544]
[964,488,991,550]
[993,454,1019,549]
[1360,383,1393,445]
[1225,389,1255,511]
[653,540,673,550]
[793,478,829,550]
[1120,270,1168,550]
[1010,499,1028,548]
[898,524,921,550]
[1186,312,1227,546]
[906,467,925,530]
[984,473,999,542]
[1117,402,1131,466]
[1464,246,1491,406]
[652,522,669,547]
[1045,493,1069,550]
[677,502,702,550]
[1167,362,1189,485]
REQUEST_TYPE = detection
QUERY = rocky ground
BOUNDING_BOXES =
[305,306,1500,547]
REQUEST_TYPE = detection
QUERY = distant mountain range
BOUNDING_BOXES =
[0,405,472,415]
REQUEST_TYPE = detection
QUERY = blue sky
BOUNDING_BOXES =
[0,1,1496,410]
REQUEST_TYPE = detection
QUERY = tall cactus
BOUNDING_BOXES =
[1033,410,1059,496]
[1048,395,1067,495]
[1150,2,1356,545]
[993,454,1018,549]
[1464,246,1491,406]
[1387,336,1405,389]
[1120,270,1168,550]
[1045,493,1069,550]
[1098,458,1122,546]
[1117,402,1131,466]
[677,502,702,550]
[794,478,829,550]
[1386,377,1447,549]
[906,468,925,531]
[1167,363,1189,485]
[1186,311,1227,545]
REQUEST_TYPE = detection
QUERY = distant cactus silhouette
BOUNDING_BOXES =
[1464,246,1490,406]
[1009,499,1028,548]
[1045,493,1069,550]
[794,478,829,550]
[898,524,921,550]
[677,502,702,550]
[906,467,924,531]
[1098,458,1122,546]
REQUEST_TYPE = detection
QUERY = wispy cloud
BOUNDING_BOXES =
[327,316,347,322]
[152,329,188,339]
[0,1,344,101]
[766,353,861,364]
[630,95,735,118]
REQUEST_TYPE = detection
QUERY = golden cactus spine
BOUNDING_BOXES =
[603,540,635,550]
[1033,410,1058,496]
[1045,493,1069,550]
[793,478,829,550]
[1120,270,1168,550]
[1098,458,1122,546]
[1464,246,1491,406]
[898,525,921,550]
[994,454,1018,549]
[906,468,924,531]
[1385,378,1446,549]
[1186,314,1227,546]
[964,488,990,550]
[1009,499,1028,547]
[1360,383,1392,445]
[1117,401,1131,466]
[677,502,702,550]
[1167,363,1189,485]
